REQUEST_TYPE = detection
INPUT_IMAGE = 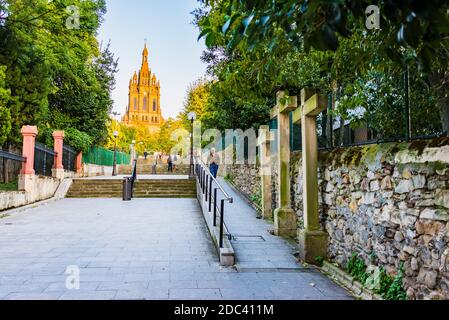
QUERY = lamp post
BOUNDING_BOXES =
[112,130,119,176]
[130,140,136,164]
[187,112,197,178]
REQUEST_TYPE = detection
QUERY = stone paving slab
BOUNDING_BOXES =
[0,198,351,300]
[215,177,302,270]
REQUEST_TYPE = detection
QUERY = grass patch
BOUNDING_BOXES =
[0,180,18,191]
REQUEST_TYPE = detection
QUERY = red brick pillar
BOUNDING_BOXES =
[19,125,38,192]
[52,131,65,179]
[75,152,83,175]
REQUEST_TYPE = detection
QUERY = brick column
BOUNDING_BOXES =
[18,125,38,192]
[75,152,83,175]
[52,131,65,179]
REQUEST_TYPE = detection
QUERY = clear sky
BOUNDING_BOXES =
[97,0,206,120]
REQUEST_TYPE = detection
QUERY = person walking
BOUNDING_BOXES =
[144,151,148,160]
[207,148,220,179]
[167,154,174,173]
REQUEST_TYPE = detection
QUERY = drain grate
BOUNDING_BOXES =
[232,235,265,242]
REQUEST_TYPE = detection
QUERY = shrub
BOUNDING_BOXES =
[64,128,93,153]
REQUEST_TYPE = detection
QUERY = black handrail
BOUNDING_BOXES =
[194,156,233,248]
[130,159,137,198]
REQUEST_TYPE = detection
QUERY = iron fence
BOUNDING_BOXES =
[0,148,25,185]
[34,143,56,177]
[63,144,77,172]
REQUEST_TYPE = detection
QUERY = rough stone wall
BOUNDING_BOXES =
[313,141,449,300]
[220,164,260,205]
[226,138,449,299]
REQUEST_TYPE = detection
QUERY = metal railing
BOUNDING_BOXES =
[130,159,137,198]
[0,149,25,184]
[62,144,77,172]
[194,157,233,248]
[34,143,56,177]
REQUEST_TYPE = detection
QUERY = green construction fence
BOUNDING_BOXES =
[82,146,130,166]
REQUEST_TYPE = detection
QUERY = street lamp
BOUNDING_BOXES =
[112,130,119,176]
[130,140,136,164]
[187,112,197,177]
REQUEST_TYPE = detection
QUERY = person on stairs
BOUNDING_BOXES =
[167,154,174,172]
[207,148,220,179]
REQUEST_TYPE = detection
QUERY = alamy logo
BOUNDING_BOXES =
[65,265,80,290]
[365,5,380,30]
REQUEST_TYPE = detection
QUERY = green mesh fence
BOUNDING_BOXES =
[82,146,130,166]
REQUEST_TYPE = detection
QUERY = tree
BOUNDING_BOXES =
[0,65,11,146]
[0,0,116,145]
[199,0,449,70]
[194,0,449,137]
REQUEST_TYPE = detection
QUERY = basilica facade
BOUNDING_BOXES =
[121,44,163,133]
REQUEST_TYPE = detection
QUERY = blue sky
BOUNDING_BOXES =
[97,0,206,120]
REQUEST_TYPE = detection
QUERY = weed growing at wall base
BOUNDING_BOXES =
[345,253,407,300]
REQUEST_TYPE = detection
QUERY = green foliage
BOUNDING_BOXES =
[194,1,448,137]
[384,265,407,300]
[199,0,449,71]
[0,179,18,191]
[375,267,394,296]
[0,106,11,146]
[315,256,324,267]
[0,0,116,145]
[64,128,93,153]
[346,253,407,300]
[249,186,262,208]
[0,66,11,146]
[346,253,369,284]
[223,173,234,183]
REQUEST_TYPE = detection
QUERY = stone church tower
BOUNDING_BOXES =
[122,43,163,133]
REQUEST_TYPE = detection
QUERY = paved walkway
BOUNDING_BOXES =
[217,178,301,270]
[0,197,350,300]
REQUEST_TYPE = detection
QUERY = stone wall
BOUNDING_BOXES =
[309,139,449,300]
[221,164,261,208]
[78,163,114,177]
[0,175,60,211]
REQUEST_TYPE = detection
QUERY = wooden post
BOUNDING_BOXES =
[271,91,298,237]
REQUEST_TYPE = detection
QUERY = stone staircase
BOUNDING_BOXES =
[118,158,190,175]
[66,179,196,198]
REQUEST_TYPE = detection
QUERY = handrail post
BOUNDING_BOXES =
[213,188,218,226]
[205,175,209,200]
[219,199,225,248]
[208,177,212,212]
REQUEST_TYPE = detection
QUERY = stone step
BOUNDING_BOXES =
[67,178,197,199]
[68,189,196,195]
[67,194,196,198]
